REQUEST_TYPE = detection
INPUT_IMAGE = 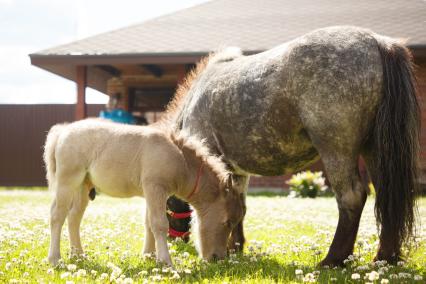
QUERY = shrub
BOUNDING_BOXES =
[287,171,328,198]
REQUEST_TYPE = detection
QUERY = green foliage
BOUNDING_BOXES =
[287,171,328,198]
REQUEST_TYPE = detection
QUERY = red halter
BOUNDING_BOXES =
[168,227,191,238]
[186,164,204,200]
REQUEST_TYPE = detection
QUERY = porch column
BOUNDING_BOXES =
[76,65,87,120]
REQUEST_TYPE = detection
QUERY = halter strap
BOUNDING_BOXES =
[186,163,204,200]
[166,209,192,219]
[168,227,191,238]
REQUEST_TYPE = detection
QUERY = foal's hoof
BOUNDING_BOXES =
[48,255,61,266]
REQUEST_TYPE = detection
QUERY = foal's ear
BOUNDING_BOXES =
[225,174,234,189]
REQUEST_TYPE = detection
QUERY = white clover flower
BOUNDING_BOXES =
[67,264,77,272]
[123,278,134,284]
[90,270,97,276]
[5,262,11,270]
[60,272,71,279]
[100,273,109,280]
[295,269,304,276]
[182,252,190,258]
[351,273,361,280]
[414,275,423,281]
[397,261,405,266]
[171,272,181,279]
[356,265,369,271]
[380,279,389,284]
[151,275,162,281]
[398,272,412,279]
[303,273,316,283]
[66,281,74,284]
[22,272,29,277]
[184,269,192,274]
[389,274,398,279]
[76,269,86,277]
[378,266,388,274]
[367,271,380,281]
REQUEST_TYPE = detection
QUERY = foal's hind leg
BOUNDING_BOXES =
[317,152,367,267]
[68,186,89,257]
[49,183,78,265]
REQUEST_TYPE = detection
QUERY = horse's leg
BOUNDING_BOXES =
[363,152,401,263]
[228,177,248,252]
[144,184,172,265]
[48,182,78,265]
[67,186,89,257]
[142,207,156,255]
[317,152,367,267]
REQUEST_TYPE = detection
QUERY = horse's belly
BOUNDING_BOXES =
[225,133,319,176]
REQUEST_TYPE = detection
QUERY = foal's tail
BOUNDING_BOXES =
[43,124,67,188]
[371,37,420,256]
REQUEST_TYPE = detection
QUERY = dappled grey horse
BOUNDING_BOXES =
[164,26,420,266]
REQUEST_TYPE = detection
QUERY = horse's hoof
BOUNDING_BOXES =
[319,258,344,268]
[373,252,400,265]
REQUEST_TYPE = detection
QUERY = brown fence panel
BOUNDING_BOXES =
[0,104,104,186]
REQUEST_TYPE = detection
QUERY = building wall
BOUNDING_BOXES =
[0,105,104,186]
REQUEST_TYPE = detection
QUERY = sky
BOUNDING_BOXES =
[0,0,209,104]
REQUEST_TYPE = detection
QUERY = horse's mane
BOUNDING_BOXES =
[162,47,243,123]
[171,131,230,184]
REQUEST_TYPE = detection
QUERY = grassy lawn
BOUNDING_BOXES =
[0,190,425,283]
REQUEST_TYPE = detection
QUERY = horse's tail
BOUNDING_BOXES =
[43,123,67,189]
[371,36,420,257]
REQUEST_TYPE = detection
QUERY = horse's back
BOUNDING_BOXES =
[181,26,385,175]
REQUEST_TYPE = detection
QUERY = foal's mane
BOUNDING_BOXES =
[171,131,230,184]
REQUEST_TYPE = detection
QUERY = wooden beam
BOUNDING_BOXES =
[176,65,187,85]
[76,65,87,120]
[141,64,163,78]
[97,65,121,76]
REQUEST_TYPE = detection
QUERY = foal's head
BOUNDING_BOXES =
[174,133,245,261]
[195,173,245,261]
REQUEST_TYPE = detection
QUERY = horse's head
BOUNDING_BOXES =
[193,173,245,261]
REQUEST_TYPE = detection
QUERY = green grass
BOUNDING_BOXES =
[0,190,425,283]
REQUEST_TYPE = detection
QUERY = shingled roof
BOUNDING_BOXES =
[30,0,426,92]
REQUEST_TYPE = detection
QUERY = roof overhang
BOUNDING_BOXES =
[29,46,426,94]
[29,52,210,94]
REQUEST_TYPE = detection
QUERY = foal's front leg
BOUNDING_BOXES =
[142,208,156,255]
[144,184,172,265]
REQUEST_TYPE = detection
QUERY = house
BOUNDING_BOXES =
[25,0,426,187]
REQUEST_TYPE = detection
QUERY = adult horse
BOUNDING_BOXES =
[164,26,420,266]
